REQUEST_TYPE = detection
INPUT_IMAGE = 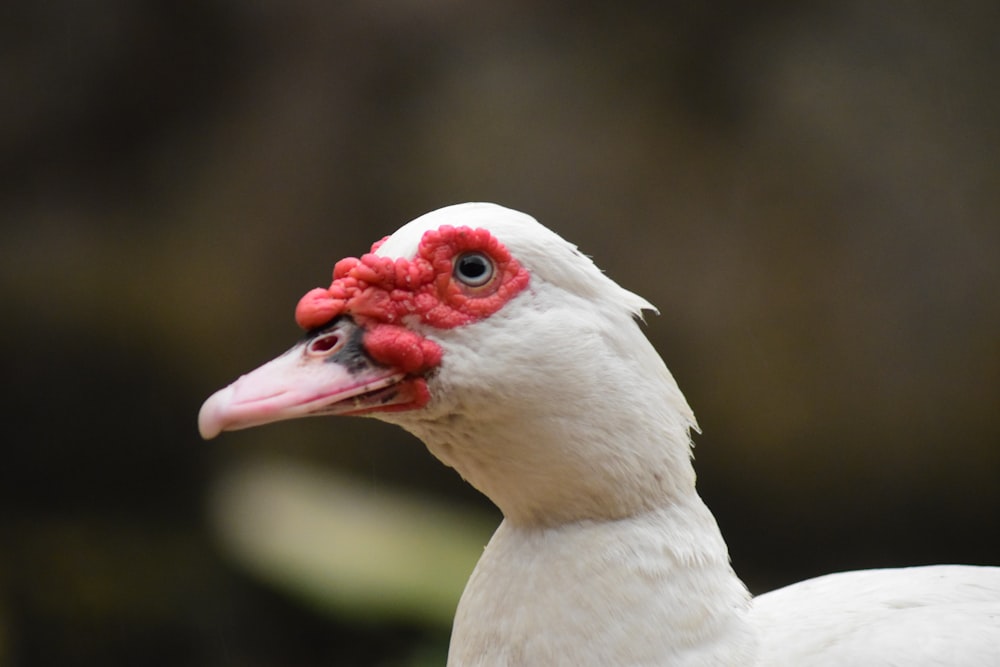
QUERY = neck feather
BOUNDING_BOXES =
[411,311,700,526]
[448,499,756,666]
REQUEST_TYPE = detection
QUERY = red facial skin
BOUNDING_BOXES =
[294,225,531,407]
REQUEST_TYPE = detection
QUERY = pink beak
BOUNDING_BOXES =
[198,318,422,439]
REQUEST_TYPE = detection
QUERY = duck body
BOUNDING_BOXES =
[199,203,1000,666]
[752,564,1000,666]
[452,532,1000,666]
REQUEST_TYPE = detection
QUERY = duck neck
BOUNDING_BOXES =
[415,389,702,526]
[448,493,757,666]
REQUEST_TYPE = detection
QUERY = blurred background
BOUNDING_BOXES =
[1,2,998,665]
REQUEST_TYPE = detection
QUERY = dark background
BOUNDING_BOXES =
[2,2,998,666]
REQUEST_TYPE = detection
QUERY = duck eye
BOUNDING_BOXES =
[453,252,495,287]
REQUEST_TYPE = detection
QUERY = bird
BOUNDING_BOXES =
[199,202,1000,666]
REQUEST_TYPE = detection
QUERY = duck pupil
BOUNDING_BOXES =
[461,256,486,277]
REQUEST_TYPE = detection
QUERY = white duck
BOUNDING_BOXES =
[199,203,1000,666]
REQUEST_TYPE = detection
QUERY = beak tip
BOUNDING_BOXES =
[198,387,230,440]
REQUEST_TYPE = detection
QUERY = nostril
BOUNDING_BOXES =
[307,333,342,355]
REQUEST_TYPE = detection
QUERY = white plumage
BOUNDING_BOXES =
[200,203,1000,666]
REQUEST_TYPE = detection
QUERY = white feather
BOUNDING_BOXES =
[366,203,1000,665]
